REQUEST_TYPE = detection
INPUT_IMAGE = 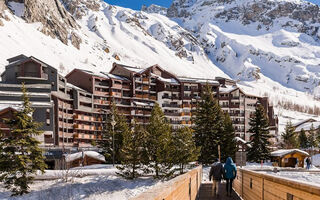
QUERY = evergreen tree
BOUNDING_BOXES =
[316,126,320,146]
[307,124,318,148]
[146,103,174,179]
[0,83,47,196]
[194,84,224,164]
[221,113,237,162]
[281,121,298,148]
[247,104,271,162]
[117,121,148,179]
[99,102,130,163]
[172,127,200,174]
[298,129,308,149]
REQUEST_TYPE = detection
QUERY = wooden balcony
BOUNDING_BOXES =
[44,137,54,144]
[122,84,131,90]
[94,91,109,96]
[182,103,191,108]
[58,132,74,138]
[111,92,122,97]
[94,99,109,105]
[143,94,149,99]
[142,78,149,83]
[136,94,143,98]
[74,133,96,140]
[181,112,192,116]
[79,96,92,103]
[112,84,122,89]
[149,95,157,101]
[164,112,180,116]
[143,85,149,91]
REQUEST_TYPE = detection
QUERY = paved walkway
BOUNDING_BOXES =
[198,182,241,200]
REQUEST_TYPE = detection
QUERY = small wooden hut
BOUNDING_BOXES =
[270,149,309,168]
[65,151,106,168]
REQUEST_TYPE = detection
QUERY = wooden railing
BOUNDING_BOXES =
[132,165,202,200]
[234,168,320,200]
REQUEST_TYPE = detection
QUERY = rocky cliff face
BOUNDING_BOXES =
[61,0,100,19]
[5,0,81,49]
[0,1,9,26]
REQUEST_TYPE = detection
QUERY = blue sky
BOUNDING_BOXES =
[104,0,319,10]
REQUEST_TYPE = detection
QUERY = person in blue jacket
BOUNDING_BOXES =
[223,157,237,197]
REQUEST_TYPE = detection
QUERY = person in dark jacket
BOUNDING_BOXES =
[223,157,237,197]
[306,157,311,170]
[209,158,224,197]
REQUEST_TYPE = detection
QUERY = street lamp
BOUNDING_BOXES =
[111,114,116,166]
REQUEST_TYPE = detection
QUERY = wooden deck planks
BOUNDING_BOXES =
[197,182,242,200]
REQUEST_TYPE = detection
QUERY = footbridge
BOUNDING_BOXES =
[132,166,320,200]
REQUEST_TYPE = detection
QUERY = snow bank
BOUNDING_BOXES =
[0,165,160,200]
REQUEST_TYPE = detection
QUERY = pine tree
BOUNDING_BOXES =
[298,129,308,149]
[221,113,237,162]
[247,104,271,162]
[194,84,224,164]
[307,124,318,148]
[316,126,320,146]
[146,103,174,179]
[117,121,148,179]
[0,83,47,196]
[281,121,298,148]
[99,102,130,164]
[172,127,200,174]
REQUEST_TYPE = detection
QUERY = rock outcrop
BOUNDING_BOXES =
[0,1,9,26]
[61,0,100,19]
[4,0,82,48]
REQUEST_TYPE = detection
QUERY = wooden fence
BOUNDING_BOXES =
[131,166,202,200]
[234,168,320,200]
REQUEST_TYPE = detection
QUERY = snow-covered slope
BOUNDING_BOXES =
[167,0,320,92]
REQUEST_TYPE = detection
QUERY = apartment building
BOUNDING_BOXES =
[0,55,278,151]
[216,78,278,142]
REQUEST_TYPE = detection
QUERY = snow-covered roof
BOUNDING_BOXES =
[0,91,50,97]
[0,104,22,112]
[219,85,238,93]
[66,82,86,92]
[133,101,149,106]
[0,101,53,108]
[122,65,146,74]
[293,118,317,128]
[235,137,252,148]
[78,69,129,81]
[271,149,309,157]
[178,77,219,84]
[101,72,129,81]
[65,151,106,163]
[295,121,320,132]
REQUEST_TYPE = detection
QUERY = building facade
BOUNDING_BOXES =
[0,55,278,150]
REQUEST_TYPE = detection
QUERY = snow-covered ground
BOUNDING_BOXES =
[0,165,161,200]
[261,170,320,187]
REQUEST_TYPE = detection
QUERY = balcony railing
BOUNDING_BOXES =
[164,112,180,116]
[162,104,180,108]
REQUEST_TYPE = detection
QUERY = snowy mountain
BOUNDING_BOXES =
[1,0,320,131]
[0,0,226,79]
[167,0,320,92]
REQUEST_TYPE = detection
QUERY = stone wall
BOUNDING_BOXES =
[131,166,202,200]
[234,168,320,200]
